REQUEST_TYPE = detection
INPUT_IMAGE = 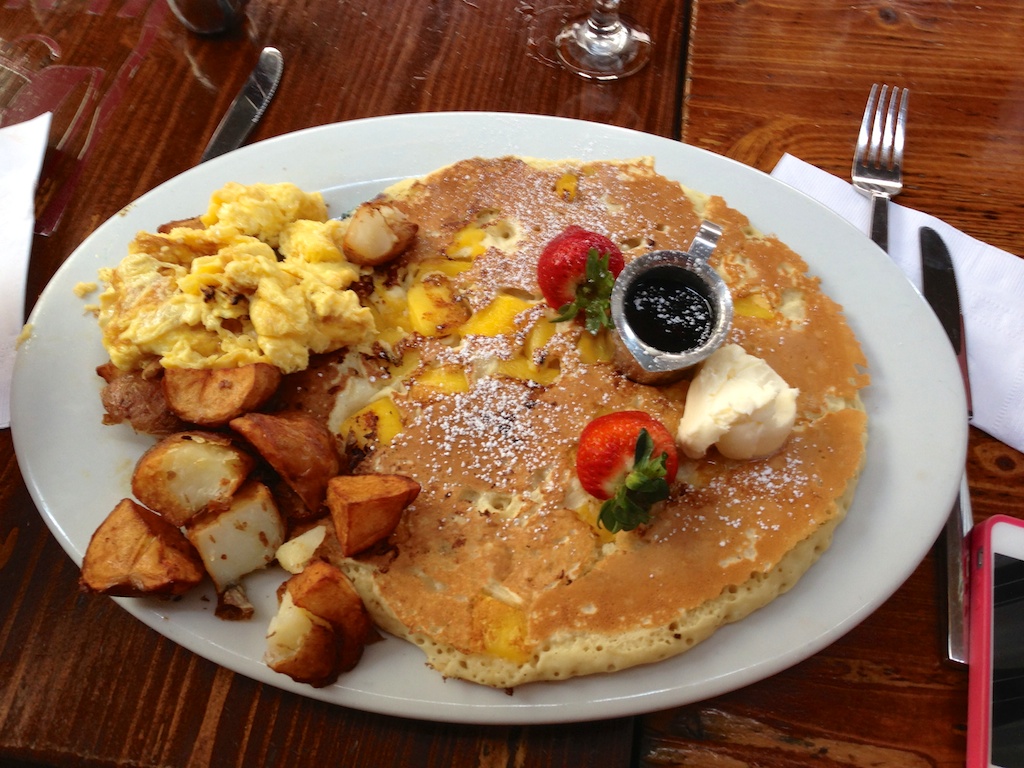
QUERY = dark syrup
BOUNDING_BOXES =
[624,266,715,353]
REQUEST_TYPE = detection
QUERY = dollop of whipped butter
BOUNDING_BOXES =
[677,343,799,460]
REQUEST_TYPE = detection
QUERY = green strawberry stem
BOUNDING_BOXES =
[597,429,671,533]
[553,248,617,334]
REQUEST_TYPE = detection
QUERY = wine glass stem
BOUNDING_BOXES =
[554,0,652,80]
[589,0,624,35]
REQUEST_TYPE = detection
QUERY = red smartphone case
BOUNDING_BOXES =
[966,514,1024,768]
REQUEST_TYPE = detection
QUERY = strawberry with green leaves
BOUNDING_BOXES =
[536,226,625,334]
[575,410,679,533]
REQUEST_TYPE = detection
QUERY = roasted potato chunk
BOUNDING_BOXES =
[80,498,205,597]
[163,364,282,427]
[341,201,417,266]
[326,474,420,556]
[277,518,349,574]
[268,476,322,522]
[288,560,372,672]
[265,560,371,685]
[185,481,285,593]
[275,524,328,574]
[230,411,339,514]
[264,591,339,687]
[131,431,254,526]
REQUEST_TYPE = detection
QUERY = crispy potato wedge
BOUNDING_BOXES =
[80,498,205,597]
[287,560,372,651]
[326,474,420,556]
[269,476,322,522]
[275,524,328,574]
[277,517,351,574]
[292,564,372,665]
[230,411,339,514]
[185,481,285,593]
[97,361,184,435]
[163,364,282,427]
[266,561,370,684]
[131,431,254,526]
[264,591,339,687]
[341,201,417,266]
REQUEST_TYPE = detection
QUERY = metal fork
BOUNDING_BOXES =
[851,84,909,252]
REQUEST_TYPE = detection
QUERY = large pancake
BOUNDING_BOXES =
[312,156,869,688]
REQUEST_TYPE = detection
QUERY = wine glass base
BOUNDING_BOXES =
[555,14,652,81]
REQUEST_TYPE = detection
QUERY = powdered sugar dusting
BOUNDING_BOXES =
[389,375,579,497]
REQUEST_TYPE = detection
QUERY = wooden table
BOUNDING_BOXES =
[2,0,1022,765]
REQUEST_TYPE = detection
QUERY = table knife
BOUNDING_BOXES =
[200,46,283,163]
[919,225,973,667]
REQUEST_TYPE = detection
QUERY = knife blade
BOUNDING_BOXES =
[921,227,973,417]
[919,225,973,667]
[200,46,283,163]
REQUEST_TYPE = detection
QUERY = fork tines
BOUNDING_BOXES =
[855,83,909,173]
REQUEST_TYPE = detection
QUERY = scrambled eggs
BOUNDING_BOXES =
[97,183,375,373]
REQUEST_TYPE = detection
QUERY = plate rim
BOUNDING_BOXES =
[11,111,968,724]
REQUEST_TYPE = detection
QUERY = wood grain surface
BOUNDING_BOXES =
[2,0,1022,765]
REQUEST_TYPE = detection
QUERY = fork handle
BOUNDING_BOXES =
[869,192,890,251]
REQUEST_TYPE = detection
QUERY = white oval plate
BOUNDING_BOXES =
[11,113,967,724]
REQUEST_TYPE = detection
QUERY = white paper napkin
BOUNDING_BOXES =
[772,153,1024,455]
[1,113,51,430]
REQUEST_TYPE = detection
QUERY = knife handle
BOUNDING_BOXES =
[943,472,972,666]
[869,192,889,252]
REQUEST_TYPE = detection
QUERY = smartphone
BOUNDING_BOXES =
[968,514,1024,768]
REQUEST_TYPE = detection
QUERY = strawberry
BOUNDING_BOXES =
[575,411,679,533]
[536,226,625,334]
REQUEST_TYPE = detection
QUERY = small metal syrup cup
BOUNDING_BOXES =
[610,221,733,385]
